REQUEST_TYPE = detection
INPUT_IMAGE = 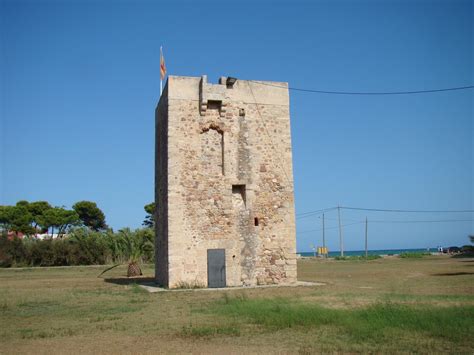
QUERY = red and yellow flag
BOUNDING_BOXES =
[160,47,167,80]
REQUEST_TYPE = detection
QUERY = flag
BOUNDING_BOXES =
[160,47,167,80]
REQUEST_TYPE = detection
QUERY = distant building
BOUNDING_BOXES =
[5,231,60,240]
[6,231,25,240]
[155,75,297,288]
[35,233,61,240]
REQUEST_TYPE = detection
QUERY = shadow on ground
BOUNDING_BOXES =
[431,272,474,277]
[103,277,156,286]
[451,254,474,259]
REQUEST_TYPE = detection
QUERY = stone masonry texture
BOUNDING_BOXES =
[155,75,297,288]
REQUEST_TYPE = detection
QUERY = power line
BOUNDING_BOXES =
[297,219,474,235]
[296,207,337,219]
[369,219,474,224]
[321,215,360,222]
[298,221,363,234]
[339,206,474,213]
[296,206,474,219]
[249,80,474,96]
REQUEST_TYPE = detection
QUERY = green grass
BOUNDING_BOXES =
[400,252,432,258]
[129,283,148,294]
[213,296,473,343]
[381,293,474,303]
[334,255,381,261]
[1,258,473,353]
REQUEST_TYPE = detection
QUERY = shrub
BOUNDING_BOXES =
[24,238,75,266]
[68,228,109,265]
[399,252,431,259]
[0,234,13,267]
[26,239,56,266]
[0,227,155,268]
[0,234,27,266]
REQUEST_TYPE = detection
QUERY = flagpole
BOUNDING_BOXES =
[160,46,163,96]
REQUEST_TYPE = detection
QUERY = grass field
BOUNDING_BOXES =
[1,256,473,353]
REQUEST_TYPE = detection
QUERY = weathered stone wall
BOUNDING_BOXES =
[155,84,169,286]
[155,75,296,288]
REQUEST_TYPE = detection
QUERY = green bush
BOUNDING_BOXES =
[68,229,109,265]
[27,239,57,266]
[23,238,75,266]
[0,234,13,267]
[399,252,431,259]
[0,227,155,267]
[0,234,27,266]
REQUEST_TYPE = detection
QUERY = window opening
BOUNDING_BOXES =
[232,185,246,208]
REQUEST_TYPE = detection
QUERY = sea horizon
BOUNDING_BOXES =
[298,247,435,257]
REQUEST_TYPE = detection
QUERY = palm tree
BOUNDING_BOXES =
[117,228,153,277]
[97,228,154,278]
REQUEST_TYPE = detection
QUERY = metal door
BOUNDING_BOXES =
[207,249,226,288]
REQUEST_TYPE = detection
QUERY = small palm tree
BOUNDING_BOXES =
[97,228,154,278]
[117,228,153,277]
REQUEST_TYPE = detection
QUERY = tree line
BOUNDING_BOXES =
[0,200,156,275]
[0,200,107,237]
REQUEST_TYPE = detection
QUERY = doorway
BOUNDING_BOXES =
[207,249,226,288]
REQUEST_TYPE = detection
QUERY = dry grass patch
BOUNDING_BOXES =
[1,256,473,353]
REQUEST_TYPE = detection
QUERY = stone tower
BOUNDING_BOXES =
[155,75,296,288]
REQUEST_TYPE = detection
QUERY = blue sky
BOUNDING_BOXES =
[1,0,472,252]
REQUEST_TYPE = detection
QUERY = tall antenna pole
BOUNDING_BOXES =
[322,213,326,258]
[338,205,344,257]
[365,217,368,258]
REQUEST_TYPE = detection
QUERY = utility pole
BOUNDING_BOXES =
[322,213,326,258]
[337,205,344,257]
[365,217,368,258]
